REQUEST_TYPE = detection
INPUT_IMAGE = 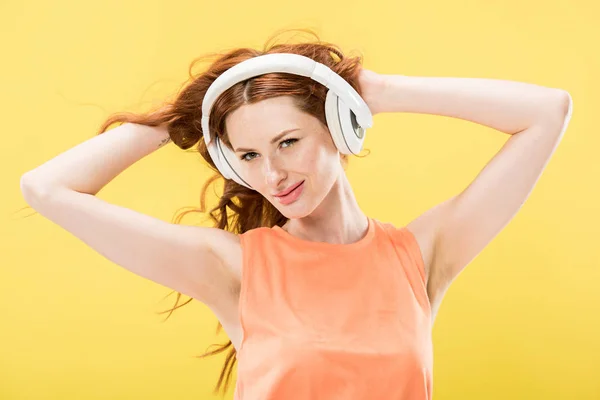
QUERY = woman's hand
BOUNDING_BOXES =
[358,68,387,116]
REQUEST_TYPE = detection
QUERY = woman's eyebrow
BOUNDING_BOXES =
[234,128,300,152]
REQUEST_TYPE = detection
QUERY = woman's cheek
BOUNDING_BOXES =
[298,145,325,172]
[241,162,264,190]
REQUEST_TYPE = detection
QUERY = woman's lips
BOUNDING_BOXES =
[274,181,305,205]
[274,181,303,197]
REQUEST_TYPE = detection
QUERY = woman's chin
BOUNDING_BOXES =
[276,202,313,220]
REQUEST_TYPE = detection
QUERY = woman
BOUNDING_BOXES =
[20,30,572,399]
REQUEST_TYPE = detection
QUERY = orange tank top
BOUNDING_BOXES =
[233,217,433,400]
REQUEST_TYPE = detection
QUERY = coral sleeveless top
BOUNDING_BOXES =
[233,217,433,400]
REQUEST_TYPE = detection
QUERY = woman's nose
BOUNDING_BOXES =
[263,156,286,186]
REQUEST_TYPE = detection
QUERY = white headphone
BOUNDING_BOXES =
[201,53,373,189]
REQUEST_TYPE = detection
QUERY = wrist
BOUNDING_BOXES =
[359,69,389,116]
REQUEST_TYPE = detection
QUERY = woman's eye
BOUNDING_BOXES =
[240,152,257,161]
[240,138,298,162]
[281,138,298,148]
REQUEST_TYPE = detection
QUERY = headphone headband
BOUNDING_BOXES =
[201,53,372,148]
[199,52,373,189]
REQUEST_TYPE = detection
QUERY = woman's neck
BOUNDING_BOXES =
[281,172,368,245]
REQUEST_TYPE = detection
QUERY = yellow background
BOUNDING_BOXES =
[2,0,598,399]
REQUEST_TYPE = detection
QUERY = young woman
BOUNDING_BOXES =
[20,30,572,399]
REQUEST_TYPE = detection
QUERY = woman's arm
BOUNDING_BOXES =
[21,122,171,195]
[367,73,571,134]
[19,123,241,308]
[360,70,572,317]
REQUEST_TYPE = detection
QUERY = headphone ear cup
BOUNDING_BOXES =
[206,139,230,179]
[216,137,253,189]
[325,90,351,154]
[214,137,234,180]
[324,90,366,155]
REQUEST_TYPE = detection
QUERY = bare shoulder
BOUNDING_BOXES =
[405,196,458,321]
[404,196,457,286]
[207,227,243,284]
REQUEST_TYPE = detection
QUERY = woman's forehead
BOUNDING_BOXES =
[226,100,319,144]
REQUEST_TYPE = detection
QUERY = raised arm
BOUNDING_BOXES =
[20,123,241,308]
[359,70,572,321]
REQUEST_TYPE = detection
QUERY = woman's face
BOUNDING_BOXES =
[225,96,343,219]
